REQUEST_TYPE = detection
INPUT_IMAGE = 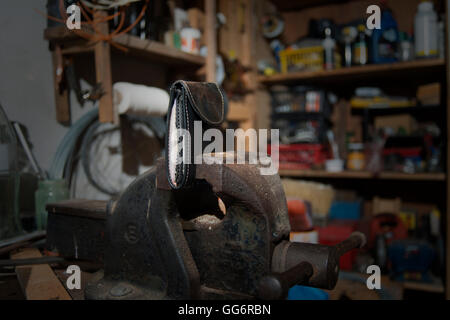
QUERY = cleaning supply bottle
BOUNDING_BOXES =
[353,24,368,65]
[414,0,438,59]
[342,26,357,67]
[370,8,399,64]
[323,27,335,70]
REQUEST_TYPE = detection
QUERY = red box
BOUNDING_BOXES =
[268,144,329,170]
[317,221,358,271]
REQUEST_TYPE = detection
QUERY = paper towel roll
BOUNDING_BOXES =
[113,82,169,116]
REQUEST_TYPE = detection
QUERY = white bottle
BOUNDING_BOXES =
[322,27,335,70]
[414,1,438,58]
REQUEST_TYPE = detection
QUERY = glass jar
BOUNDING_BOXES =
[35,179,69,230]
[347,143,365,171]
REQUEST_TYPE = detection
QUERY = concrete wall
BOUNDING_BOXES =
[0,0,87,171]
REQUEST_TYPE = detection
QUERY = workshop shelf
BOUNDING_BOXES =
[44,26,206,67]
[258,58,445,86]
[278,170,446,181]
[270,0,352,12]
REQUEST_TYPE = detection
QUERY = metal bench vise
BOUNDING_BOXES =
[53,156,364,300]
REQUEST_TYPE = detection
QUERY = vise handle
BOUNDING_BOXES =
[258,232,366,300]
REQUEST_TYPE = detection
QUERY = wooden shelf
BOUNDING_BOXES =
[44,26,205,67]
[270,0,354,12]
[402,278,445,294]
[279,169,446,181]
[258,59,445,86]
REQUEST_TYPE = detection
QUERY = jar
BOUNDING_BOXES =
[180,28,201,54]
[347,143,365,171]
[35,179,69,230]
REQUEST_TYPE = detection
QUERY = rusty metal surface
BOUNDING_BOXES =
[177,156,290,297]
[194,159,290,243]
[46,201,107,262]
[76,152,365,299]
[85,167,201,300]
[184,205,271,297]
[270,232,367,291]
[258,261,313,300]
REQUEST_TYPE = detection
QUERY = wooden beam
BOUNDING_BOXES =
[445,0,450,301]
[11,248,71,300]
[227,101,251,122]
[51,46,70,125]
[45,26,205,67]
[94,11,116,124]
[205,0,217,82]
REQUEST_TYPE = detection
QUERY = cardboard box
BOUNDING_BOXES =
[417,82,440,106]
[374,114,417,135]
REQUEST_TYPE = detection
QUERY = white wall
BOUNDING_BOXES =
[0,0,86,171]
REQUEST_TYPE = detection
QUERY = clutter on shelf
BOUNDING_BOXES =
[281,179,444,286]
[258,0,445,76]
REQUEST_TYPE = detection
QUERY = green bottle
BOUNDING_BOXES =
[35,179,69,230]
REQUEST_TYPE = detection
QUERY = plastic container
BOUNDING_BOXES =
[353,25,368,65]
[414,1,438,58]
[370,9,399,64]
[322,27,336,70]
[180,27,201,54]
[325,159,344,172]
[399,32,414,61]
[279,46,324,73]
[35,179,69,230]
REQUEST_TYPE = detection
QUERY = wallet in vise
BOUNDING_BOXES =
[166,80,228,189]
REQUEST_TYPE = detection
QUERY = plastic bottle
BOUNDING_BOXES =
[399,32,414,61]
[370,9,399,64]
[353,24,368,65]
[322,27,335,70]
[414,1,438,58]
[341,26,357,67]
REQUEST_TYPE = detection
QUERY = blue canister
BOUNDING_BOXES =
[370,9,399,64]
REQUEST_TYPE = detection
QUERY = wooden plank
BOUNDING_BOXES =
[278,170,446,181]
[445,0,450,301]
[44,25,93,41]
[113,34,205,66]
[205,0,217,82]
[45,26,205,67]
[270,0,354,12]
[403,279,444,294]
[279,169,373,179]
[378,172,446,181]
[51,47,70,125]
[258,59,446,86]
[94,12,116,124]
[11,248,71,300]
[227,101,251,122]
